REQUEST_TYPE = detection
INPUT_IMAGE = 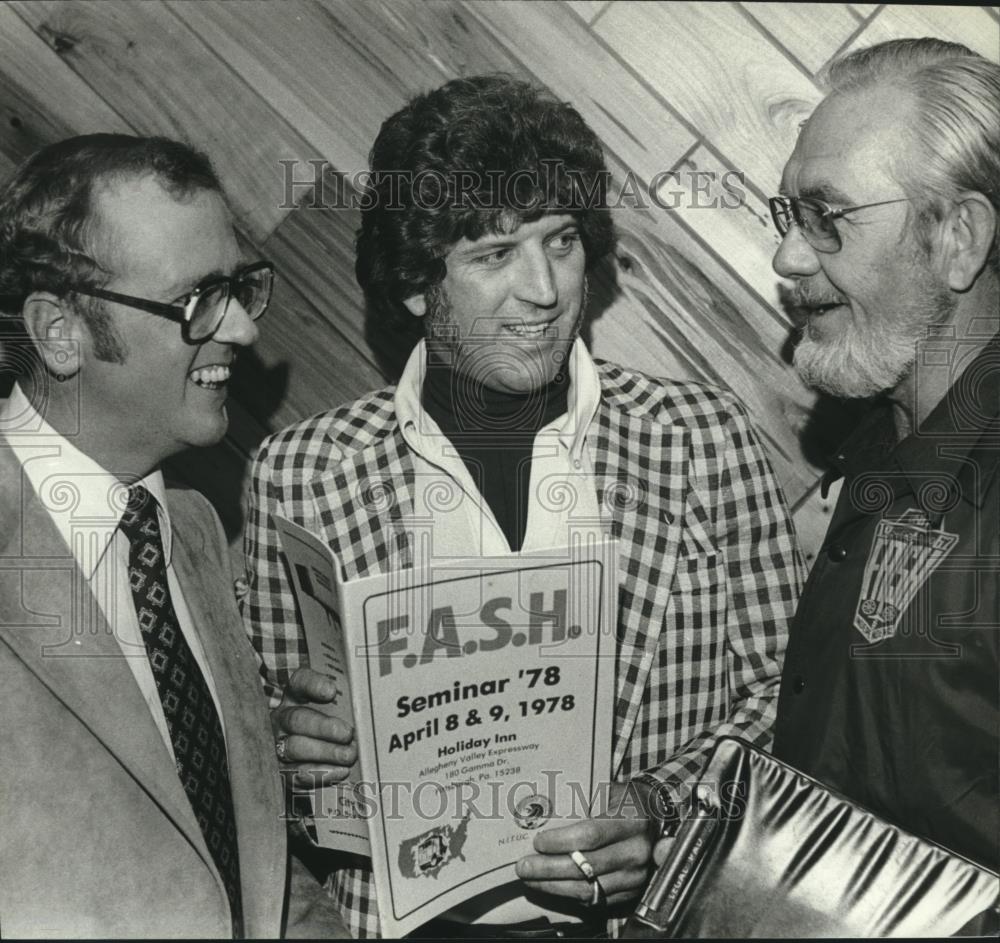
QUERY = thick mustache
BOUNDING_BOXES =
[798,294,842,308]
[785,285,842,308]
[778,282,843,328]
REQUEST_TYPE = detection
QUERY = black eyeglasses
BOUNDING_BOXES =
[768,196,910,253]
[70,260,275,341]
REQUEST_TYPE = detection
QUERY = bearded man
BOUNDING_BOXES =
[767,37,999,870]
[243,75,803,937]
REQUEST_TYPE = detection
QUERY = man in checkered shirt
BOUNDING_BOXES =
[244,75,803,938]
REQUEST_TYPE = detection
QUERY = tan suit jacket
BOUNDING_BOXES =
[0,442,287,938]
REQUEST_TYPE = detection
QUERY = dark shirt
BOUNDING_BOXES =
[421,356,569,551]
[773,334,1000,869]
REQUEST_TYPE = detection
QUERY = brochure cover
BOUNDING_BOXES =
[275,516,617,937]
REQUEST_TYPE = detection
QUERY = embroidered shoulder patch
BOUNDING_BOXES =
[854,508,959,643]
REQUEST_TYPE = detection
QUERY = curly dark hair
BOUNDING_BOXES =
[0,134,221,319]
[355,75,615,331]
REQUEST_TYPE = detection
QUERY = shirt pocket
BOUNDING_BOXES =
[656,492,730,731]
[673,489,725,596]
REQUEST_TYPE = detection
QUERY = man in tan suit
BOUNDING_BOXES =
[0,134,339,937]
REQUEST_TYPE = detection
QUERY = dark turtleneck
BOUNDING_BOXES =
[421,351,569,551]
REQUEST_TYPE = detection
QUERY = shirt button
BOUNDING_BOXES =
[793,675,806,694]
[827,544,848,562]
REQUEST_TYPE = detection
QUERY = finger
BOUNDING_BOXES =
[286,667,339,704]
[653,835,676,867]
[519,868,649,905]
[276,705,354,743]
[278,734,358,767]
[530,819,604,855]
[520,881,640,907]
[531,816,645,855]
[521,876,593,904]
[517,836,649,883]
[288,764,355,788]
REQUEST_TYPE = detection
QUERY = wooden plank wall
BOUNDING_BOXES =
[1,1,996,563]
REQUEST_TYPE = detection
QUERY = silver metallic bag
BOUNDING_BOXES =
[626,737,999,938]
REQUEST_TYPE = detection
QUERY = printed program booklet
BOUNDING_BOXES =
[275,516,617,937]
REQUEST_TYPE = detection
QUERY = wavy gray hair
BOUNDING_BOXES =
[823,37,1000,272]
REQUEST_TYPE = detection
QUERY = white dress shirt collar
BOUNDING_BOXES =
[394,336,602,465]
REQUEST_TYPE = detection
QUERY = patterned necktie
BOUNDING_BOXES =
[120,484,243,936]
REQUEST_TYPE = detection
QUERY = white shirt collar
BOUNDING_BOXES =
[1,383,172,578]
[394,336,602,465]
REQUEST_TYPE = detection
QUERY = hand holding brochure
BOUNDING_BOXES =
[275,516,617,937]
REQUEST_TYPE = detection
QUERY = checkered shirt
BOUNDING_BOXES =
[242,360,804,938]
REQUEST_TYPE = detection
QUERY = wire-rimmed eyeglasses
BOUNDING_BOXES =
[768,196,910,253]
[70,260,274,342]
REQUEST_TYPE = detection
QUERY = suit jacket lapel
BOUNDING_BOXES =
[591,399,688,777]
[0,455,208,855]
[169,491,285,936]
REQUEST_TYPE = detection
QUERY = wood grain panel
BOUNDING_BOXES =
[261,191,368,356]
[739,2,862,73]
[596,1,821,197]
[237,262,387,434]
[564,1,611,25]
[9,0,317,241]
[261,189,417,382]
[169,0,521,182]
[463,0,699,184]
[848,5,1000,61]
[664,145,785,309]
[0,4,131,167]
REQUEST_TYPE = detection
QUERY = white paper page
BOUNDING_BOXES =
[338,540,618,937]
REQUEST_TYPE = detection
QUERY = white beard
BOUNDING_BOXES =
[793,318,923,398]
[793,276,955,400]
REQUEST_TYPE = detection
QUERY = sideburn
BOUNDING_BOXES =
[77,296,128,364]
